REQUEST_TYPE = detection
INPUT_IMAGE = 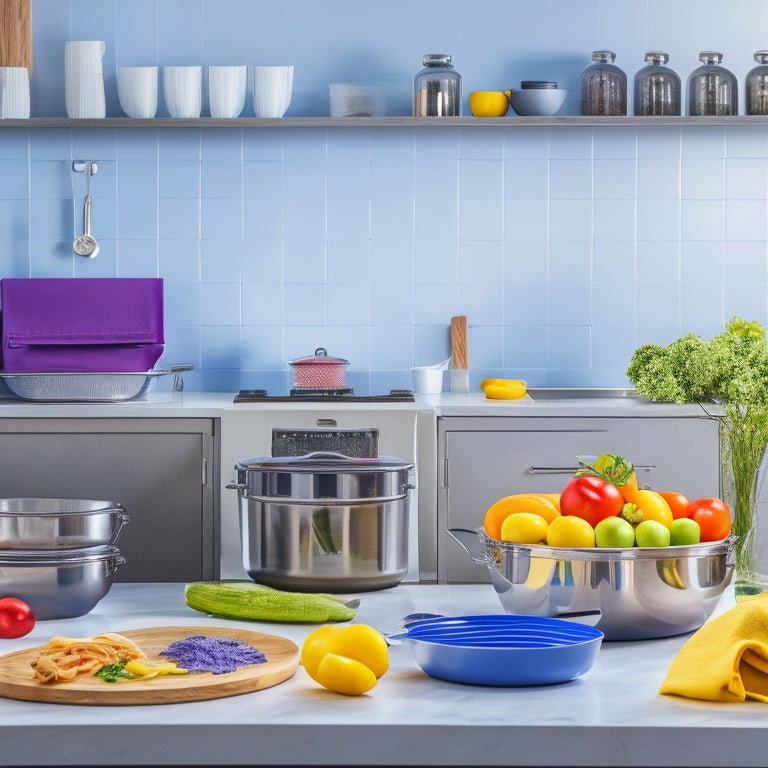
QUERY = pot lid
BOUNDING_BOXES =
[289,347,349,366]
[236,451,413,473]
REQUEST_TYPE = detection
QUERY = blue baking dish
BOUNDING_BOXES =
[388,614,603,686]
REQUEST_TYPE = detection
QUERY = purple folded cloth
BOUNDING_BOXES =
[0,278,164,373]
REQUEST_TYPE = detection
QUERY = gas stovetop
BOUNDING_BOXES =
[233,388,415,403]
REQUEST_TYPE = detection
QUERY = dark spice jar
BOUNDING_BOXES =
[633,52,681,116]
[746,51,768,115]
[581,50,627,116]
[687,51,737,116]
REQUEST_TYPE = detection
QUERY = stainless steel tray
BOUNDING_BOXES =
[0,365,192,402]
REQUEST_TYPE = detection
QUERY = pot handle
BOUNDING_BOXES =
[447,527,493,566]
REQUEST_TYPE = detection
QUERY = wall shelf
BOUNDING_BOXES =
[2,115,768,129]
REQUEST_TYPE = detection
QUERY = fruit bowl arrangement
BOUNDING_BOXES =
[449,453,735,641]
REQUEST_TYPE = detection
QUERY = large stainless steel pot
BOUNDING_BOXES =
[229,451,414,592]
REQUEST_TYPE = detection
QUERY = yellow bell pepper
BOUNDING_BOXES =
[300,623,389,696]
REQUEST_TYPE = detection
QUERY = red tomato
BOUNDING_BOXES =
[0,597,36,639]
[687,498,731,542]
[559,475,624,528]
[658,491,691,520]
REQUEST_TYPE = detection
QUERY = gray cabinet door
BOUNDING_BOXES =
[437,415,720,582]
[0,418,218,582]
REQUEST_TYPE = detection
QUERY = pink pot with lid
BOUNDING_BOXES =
[289,347,349,389]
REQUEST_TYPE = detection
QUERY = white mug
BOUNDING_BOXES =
[64,40,106,75]
[208,65,246,118]
[118,66,158,119]
[252,65,294,118]
[65,73,106,119]
[163,65,202,118]
[0,67,30,119]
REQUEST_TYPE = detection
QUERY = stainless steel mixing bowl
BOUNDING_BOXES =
[0,498,129,550]
[0,545,125,619]
[449,527,735,641]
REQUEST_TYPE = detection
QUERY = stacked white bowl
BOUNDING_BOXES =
[65,40,107,119]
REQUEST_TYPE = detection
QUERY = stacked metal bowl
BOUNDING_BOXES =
[0,498,129,619]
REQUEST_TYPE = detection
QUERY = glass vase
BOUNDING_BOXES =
[719,403,768,599]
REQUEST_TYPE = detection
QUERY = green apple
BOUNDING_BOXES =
[594,516,636,548]
[669,517,701,546]
[635,519,671,547]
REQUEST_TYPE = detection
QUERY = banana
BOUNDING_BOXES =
[659,559,686,589]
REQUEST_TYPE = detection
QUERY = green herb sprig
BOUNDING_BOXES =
[94,659,130,683]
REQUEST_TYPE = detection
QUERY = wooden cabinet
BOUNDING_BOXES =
[0,417,219,582]
[436,413,721,582]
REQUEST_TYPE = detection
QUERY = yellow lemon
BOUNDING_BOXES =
[500,512,548,544]
[484,493,560,538]
[546,515,596,548]
[300,625,341,680]
[314,653,378,696]
[328,624,389,679]
[301,623,389,695]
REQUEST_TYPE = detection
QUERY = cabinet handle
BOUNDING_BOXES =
[527,463,657,487]
[201,457,208,487]
[527,466,581,474]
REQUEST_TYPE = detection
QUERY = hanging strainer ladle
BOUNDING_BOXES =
[73,161,100,258]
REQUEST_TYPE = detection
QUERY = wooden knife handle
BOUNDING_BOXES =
[0,0,32,72]
[451,315,468,369]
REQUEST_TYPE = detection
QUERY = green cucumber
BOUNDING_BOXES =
[185,580,359,623]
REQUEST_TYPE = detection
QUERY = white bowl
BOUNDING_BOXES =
[507,88,567,116]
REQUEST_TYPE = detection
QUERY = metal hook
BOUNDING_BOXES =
[72,160,98,176]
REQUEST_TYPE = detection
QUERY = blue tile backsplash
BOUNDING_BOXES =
[2,0,768,392]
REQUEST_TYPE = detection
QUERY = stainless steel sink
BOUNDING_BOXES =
[527,388,639,400]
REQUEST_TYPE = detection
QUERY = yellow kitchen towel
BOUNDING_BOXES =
[660,593,768,702]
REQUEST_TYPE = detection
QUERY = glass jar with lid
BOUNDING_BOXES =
[687,51,738,116]
[581,50,627,116]
[633,52,681,115]
[746,51,768,115]
[413,54,462,117]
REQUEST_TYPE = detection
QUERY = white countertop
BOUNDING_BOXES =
[0,390,713,419]
[0,581,764,767]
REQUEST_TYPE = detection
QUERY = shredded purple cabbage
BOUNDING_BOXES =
[159,635,267,674]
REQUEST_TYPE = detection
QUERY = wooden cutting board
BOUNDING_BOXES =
[0,625,299,705]
[0,0,32,72]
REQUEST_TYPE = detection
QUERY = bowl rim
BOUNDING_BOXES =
[475,526,735,561]
[397,613,604,649]
[0,498,126,518]
[0,544,122,563]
